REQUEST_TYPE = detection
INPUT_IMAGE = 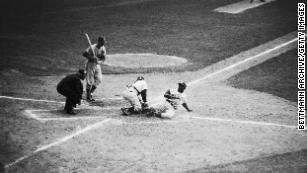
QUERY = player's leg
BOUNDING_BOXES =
[65,97,76,115]
[60,89,77,115]
[86,84,92,101]
[145,102,168,118]
[85,63,96,101]
[57,87,75,114]
[89,65,103,101]
[121,89,142,115]
[160,108,175,119]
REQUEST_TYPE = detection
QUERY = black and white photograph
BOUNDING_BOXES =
[0,0,306,172]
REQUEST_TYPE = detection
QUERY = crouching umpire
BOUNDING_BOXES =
[57,69,86,115]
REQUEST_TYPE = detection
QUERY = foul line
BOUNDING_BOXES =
[0,96,65,104]
[191,116,296,129]
[214,0,276,14]
[5,118,111,169]
[188,37,297,86]
[0,95,122,104]
[24,107,120,122]
[149,36,297,104]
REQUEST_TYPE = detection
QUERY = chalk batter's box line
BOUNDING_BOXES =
[4,118,112,169]
[191,116,297,129]
[24,106,121,122]
[0,95,123,104]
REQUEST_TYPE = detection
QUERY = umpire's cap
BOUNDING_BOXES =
[78,69,85,76]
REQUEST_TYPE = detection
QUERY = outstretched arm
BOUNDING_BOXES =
[182,102,192,112]
[164,90,180,99]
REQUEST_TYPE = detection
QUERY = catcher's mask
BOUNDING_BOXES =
[178,82,187,89]
[137,76,145,81]
[178,82,187,92]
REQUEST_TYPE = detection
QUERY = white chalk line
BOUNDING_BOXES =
[214,0,276,14]
[24,110,42,121]
[5,118,111,169]
[0,95,122,122]
[191,116,296,129]
[122,118,191,125]
[0,95,122,104]
[0,96,65,104]
[148,36,297,104]
[24,106,121,122]
[41,116,106,122]
[188,37,297,86]
[24,109,104,122]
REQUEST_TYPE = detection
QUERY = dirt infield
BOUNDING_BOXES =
[104,53,188,68]
[0,0,305,172]
[1,31,306,172]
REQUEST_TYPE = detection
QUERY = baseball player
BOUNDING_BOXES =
[121,76,148,115]
[82,36,106,102]
[147,82,192,119]
[57,69,86,115]
[250,0,265,3]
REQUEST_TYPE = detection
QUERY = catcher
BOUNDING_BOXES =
[82,36,106,102]
[121,76,148,115]
[146,82,192,119]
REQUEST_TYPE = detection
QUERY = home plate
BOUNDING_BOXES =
[28,106,121,120]
[214,0,276,14]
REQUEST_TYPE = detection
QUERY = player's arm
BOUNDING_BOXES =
[182,102,192,112]
[181,95,192,112]
[164,90,180,99]
[82,47,98,62]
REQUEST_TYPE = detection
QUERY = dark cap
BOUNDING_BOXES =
[98,36,105,42]
[78,69,85,75]
[178,81,187,88]
[137,76,144,80]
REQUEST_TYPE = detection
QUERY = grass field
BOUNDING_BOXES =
[227,49,297,102]
[0,0,305,172]
[0,0,296,75]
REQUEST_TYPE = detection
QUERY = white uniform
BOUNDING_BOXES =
[85,44,106,86]
[151,89,187,118]
[122,80,148,111]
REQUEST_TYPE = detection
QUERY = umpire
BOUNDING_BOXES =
[57,69,86,115]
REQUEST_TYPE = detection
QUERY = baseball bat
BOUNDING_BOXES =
[84,33,96,57]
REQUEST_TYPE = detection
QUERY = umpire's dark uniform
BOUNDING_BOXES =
[57,70,85,114]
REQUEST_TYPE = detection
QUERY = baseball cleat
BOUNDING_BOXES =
[121,108,129,116]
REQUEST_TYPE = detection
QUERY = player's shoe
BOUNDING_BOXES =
[121,108,129,116]
[86,93,95,102]
[65,109,77,115]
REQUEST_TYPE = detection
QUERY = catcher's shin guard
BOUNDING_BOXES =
[86,84,96,101]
